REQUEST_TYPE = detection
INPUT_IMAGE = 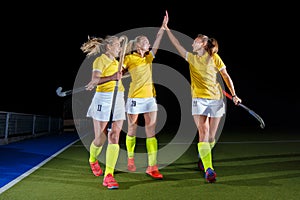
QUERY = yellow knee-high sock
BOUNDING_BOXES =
[126,135,136,158]
[89,142,103,163]
[104,144,120,176]
[197,140,215,160]
[198,142,213,171]
[146,137,158,166]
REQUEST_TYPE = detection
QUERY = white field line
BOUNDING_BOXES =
[159,140,300,145]
[69,139,300,147]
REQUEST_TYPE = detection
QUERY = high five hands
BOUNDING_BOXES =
[162,10,169,30]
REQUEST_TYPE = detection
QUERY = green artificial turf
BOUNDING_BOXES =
[1,130,300,200]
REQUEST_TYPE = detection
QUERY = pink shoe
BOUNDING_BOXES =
[103,174,119,189]
[146,165,163,179]
[127,158,136,172]
[89,161,103,176]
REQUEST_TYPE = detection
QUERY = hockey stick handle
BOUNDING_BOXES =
[222,90,235,101]
[223,90,252,111]
[107,35,128,132]
[222,90,247,109]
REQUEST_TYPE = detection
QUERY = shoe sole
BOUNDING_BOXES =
[103,183,119,189]
[207,179,216,183]
[146,173,163,180]
[93,172,103,176]
[107,186,119,189]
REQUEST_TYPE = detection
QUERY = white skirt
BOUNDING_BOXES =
[192,98,225,117]
[87,92,126,121]
[126,97,158,114]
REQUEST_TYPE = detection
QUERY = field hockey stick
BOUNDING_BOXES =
[107,35,128,132]
[56,86,87,97]
[56,74,130,97]
[222,90,265,129]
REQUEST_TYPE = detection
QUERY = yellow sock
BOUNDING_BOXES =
[146,137,158,166]
[197,142,213,171]
[89,142,103,163]
[126,135,136,158]
[210,140,216,149]
[196,140,215,158]
[104,144,120,177]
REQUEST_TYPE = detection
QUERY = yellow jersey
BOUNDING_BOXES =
[123,51,156,98]
[186,52,225,99]
[93,54,125,93]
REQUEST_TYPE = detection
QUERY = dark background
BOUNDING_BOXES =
[1,1,298,132]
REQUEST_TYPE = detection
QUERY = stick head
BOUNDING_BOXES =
[56,87,66,97]
[260,120,265,129]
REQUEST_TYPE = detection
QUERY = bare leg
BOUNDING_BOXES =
[108,120,123,144]
[127,114,139,137]
[193,115,209,142]
[144,111,157,138]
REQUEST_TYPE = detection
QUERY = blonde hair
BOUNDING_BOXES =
[125,35,147,55]
[80,35,119,57]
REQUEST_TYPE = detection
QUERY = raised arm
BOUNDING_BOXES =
[151,17,166,55]
[163,10,187,58]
